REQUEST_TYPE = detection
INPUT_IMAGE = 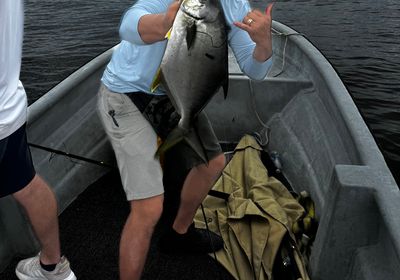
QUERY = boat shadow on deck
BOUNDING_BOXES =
[0,170,234,280]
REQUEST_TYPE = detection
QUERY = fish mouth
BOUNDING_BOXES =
[181,0,207,20]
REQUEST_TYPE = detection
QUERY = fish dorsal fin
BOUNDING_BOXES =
[222,61,229,99]
[186,23,196,50]
[150,67,162,93]
[223,76,229,99]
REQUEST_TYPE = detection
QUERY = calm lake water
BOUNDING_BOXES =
[21,0,399,183]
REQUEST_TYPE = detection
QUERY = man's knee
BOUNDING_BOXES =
[210,153,226,173]
[13,174,39,200]
[130,194,164,226]
[13,175,55,205]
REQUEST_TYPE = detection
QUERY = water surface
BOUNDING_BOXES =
[21,0,400,183]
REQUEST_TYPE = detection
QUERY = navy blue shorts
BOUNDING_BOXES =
[0,124,36,197]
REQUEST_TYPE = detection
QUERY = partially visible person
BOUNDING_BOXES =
[97,0,274,279]
[0,1,76,279]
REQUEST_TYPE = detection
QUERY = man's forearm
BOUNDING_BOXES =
[138,0,180,44]
[253,43,272,62]
[138,14,170,44]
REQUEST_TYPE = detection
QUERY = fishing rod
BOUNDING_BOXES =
[28,142,116,169]
[28,142,230,200]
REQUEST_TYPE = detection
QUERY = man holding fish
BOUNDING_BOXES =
[97,0,274,279]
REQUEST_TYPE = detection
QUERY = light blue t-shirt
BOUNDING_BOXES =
[101,0,272,94]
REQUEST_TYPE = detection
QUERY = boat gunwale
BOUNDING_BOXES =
[271,22,394,174]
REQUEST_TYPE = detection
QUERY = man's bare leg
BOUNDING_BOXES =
[13,174,61,265]
[119,194,163,280]
[172,153,225,234]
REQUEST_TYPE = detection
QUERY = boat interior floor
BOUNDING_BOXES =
[0,169,235,280]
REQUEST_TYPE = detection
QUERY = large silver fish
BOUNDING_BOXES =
[153,0,229,163]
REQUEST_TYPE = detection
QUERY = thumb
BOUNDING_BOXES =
[265,2,274,16]
[172,0,181,11]
[167,0,181,16]
[166,0,181,23]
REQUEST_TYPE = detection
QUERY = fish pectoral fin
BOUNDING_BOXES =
[224,61,229,99]
[223,78,229,99]
[150,68,162,93]
[155,126,209,165]
[155,126,186,158]
[186,23,197,51]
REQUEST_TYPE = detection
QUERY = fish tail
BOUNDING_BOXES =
[184,129,208,165]
[155,126,209,165]
[155,126,186,159]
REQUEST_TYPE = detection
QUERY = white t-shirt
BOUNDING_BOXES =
[0,0,27,140]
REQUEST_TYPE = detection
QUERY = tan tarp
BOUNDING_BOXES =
[195,135,310,280]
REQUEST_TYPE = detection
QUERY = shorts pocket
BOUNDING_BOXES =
[106,93,133,118]
[105,93,149,139]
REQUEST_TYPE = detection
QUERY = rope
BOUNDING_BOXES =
[271,28,304,77]
[200,203,224,279]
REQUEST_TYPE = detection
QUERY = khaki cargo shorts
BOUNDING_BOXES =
[97,84,222,201]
